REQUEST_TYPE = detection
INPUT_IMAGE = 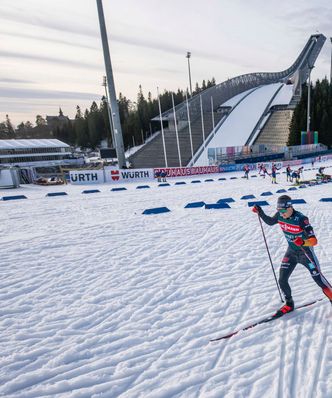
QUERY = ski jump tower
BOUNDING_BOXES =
[130,34,326,168]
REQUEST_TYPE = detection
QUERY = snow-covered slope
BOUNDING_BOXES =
[1,164,332,397]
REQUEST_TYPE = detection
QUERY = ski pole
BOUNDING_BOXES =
[257,215,284,303]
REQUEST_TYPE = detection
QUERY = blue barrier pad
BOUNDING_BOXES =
[185,201,205,208]
[136,185,150,189]
[241,194,256,200]
[46,192,68,197]
[191,180,201,183]
[251,175,257,178]
[230,177,237,179]
[218,178,227,181]
[205,179,214,182]
[260,191,273,196]
[143,207,170,215]
[299,185,307,189]
[276,189,287,193]
[158,183,170,187]
[205,202,230,209]
[288,187,297,191]
[319,198,332,202]
[2,195,27,201]
[248,201,269,207]
[111,187,127,191]
[82,189,100,194]
[217,197,235,203]
[291,199,306,204]
[175,181,186,185]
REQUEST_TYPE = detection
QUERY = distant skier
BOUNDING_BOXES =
[261,165,269,179]
[252,195,332,316]
[271,163,280,184]
[154,170,161,182]
[243,164,250,180]
[160,170,167,182]
[286,165,292,182]
[291,170,300,184]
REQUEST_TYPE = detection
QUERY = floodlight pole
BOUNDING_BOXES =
[102,76,115,148]
[96,0,126,168]
[186,52,193,97]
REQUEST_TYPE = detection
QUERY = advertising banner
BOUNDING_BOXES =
[104,167,154,183]
[154,166,219,178]
[69,170,105,184]
[219,163,256,173]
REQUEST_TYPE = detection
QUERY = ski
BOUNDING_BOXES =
[210,299,324,342]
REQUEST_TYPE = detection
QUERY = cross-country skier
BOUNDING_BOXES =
[252,195,332,315]
[271,163,280,184]
[286,165,292,182]
[243,164,250,179]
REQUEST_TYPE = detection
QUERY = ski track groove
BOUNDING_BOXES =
[277,323,286,398]
[290,315,304,398]
[305,308,330,398]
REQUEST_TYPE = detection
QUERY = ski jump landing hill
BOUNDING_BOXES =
[130,34,326,169]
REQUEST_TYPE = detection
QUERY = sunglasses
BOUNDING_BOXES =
[278,208,288,213]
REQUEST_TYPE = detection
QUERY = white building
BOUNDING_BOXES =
[0,139,79,167]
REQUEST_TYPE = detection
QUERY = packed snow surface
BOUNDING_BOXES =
[1,163,332,397]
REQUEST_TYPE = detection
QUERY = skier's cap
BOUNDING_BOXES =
[277,195,292,209]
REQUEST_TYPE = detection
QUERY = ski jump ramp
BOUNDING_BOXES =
[130,34,326,168]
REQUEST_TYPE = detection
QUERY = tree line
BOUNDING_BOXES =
[289,77,332,147]
[0,78,216,150]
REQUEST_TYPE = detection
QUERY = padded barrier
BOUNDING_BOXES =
[319,198,332,202]
[205,179,214,182]
[136,185,150,189]
[143,207,170,215]
[158,183,170,187]
[185,201,205,208]
[82,189,100,194]
[241,194,256,200]
[276,189,287,193]
[230,177,237,179]
[111,187,127,191]
[205,202,231,209]
[260,191,273,196]
[299,185,307,189]
[288,187,297,191]
[218,178,227,181]
[248,200,269,207]
[191,180,201,184]
[217,198,235,203]
[291,199,306,204]
[2,195,27,201]
[175,181,186,185]
[46,192,68,197]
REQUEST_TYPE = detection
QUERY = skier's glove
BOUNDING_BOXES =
[252,205,262,215]
[293,237,304,246]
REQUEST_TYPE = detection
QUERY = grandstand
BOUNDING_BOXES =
[130,34,326,168]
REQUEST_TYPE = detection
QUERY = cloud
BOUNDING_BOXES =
[0,77,33,83]
[0,50,102,70]
[0,86,101,100]
[0,30,99,51]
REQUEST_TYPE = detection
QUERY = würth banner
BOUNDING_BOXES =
[104,167,154,183]
[154,166,219,178]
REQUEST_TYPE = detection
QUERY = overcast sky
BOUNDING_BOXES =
[1,0,332,126]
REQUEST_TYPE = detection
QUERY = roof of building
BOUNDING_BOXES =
[0,139,70,149]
